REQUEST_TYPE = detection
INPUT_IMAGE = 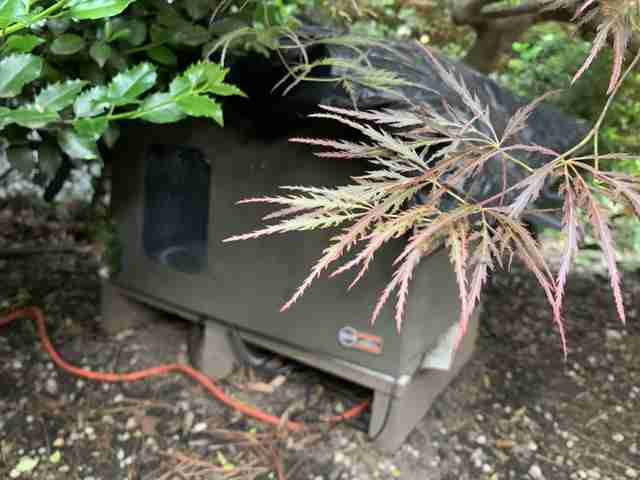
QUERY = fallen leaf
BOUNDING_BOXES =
[246,382,276,394]
[15,456,39,473]
[49,450,62,464]
[496,439,515,449]
[270,374,287,390]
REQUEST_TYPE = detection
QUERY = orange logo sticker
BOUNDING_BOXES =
[337,326,383,355]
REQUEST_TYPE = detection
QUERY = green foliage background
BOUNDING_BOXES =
[0,0,301,192]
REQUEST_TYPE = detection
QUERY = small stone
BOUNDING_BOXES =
[117,449,125,461]
[53,438,65,448]
[26,415,34,423]
[529,464,544,480]
[626,467,638,478]
[612,433,624,442]
[125,417,137,431]
[183,411,195,434]
[471,448,484,469]
[606,329,623,341]
[84,426,94,436]
[113,393,124,403]
[58,465,70,473]
[482,464,492,473]
[192,422,207,433]
[476,435,487,445]
[528,441,539,452]
[12,360,23,370]
[45,378,59,395]
[334,452,345,464]
[102,415,115,425]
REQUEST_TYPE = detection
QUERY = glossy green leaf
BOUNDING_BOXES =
[170,61,244,98]
[50,34,86,56]
[7,147,36,177]
[1,34,45,54]
[90,41,112,67]
[0,105,59,128]
[207,82,246,97]
[73,117,109,140]
[67,0,135,20]
[0,0,28,28]
[120,18,147,46]
[168,76,190,96]
[170,61,226,94]
[147,45,177,66]
[104,17,146,45]
[138,92,185,124]
[177,95,223,125]
[73,85,109,117]
[107,62,157,105]
[173,25,210,47]
[57,129,98,159]
[0,53,43,98]
[104,24,130,42]
[187,61,227,86]
[35,79,87,112]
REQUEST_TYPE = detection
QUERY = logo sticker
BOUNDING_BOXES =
[337,326,383,355]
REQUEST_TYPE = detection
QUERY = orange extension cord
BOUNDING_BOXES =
[0,307,370,432]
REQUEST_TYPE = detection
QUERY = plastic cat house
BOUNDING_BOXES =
[102,32,585,451]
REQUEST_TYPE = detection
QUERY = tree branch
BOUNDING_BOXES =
[450,0,594,73]
[481,0,558,19]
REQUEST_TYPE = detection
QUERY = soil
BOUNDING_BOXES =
[1,199,639,480]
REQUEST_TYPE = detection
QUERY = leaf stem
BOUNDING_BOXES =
[0,0,69,39]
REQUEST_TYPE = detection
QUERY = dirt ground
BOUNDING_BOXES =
[1,200,639,480]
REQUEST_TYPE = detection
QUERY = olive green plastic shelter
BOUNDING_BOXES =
[102,31,585,451]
